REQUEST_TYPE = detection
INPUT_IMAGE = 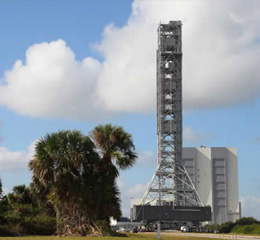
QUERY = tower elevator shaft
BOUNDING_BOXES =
[142,21,203,207]
[131,21,211,224]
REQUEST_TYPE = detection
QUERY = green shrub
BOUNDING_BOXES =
[4,209,21,224]
[23,214,56,235]
[204,224,220,232]
[219,221,235,233]
[231,224,260,234]
[0,225,14,236]
[235,217,260,226]
[96,220,112,235]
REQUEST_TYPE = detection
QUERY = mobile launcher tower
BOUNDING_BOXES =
[131,21,211,225]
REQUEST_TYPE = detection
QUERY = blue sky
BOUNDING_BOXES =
[1,0,260,218]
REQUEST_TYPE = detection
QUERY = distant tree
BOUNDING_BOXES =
[8,185,32,205]
[219,221,236,233]
[0,178,2,198]
[236,217,260,226]
[90,124,137,221]
[0,177,8,226]
[0,183,56,236]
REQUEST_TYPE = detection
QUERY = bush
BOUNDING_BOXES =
[205,217,260,235]
[219,221,235,233]
[23,214,56,235]
[235,217,260,226]
[95,220,112,235]
[1,211,56,236]
[0,225,14,236]
[204,224,220,232]
[4,209,21,224]
[231,224,260,234]
[0,224,26,236]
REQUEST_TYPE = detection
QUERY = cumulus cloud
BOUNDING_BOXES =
[0,122,3,144]
[0,40,103,120]
[96,0,260,112]
[240,196,260,220]
[136,150,157,168]
[2,188,10,195]
[118,177,147,217]
[1,1,260,119]
[183,127,213,145]
[116,150,156,216]
[0,140,36,170]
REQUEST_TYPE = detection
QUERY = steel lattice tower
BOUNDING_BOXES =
[141,21,203,207]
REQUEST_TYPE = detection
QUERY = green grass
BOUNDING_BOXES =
[0,233,227,240]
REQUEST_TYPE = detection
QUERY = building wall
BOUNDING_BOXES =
[226,148,240,222]
[183,147,240,224]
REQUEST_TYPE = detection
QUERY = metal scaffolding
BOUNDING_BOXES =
[141,21,203,207]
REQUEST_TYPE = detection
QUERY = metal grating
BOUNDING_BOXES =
[141,21,203,208]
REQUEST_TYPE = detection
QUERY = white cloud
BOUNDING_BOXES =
[96,0,260,112]
[0,141,36,170]
[128,183,147,197]
[136,150,157,168]
[117,177,147,217]
[0,123,3,144]
[240,196,260,220]
[183,127,212,145]
[116,150,156,216]
[0,40,103,120]
[2,187,10,195]
[1,1,260,119]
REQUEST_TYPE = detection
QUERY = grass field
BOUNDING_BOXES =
[0,233,226,240]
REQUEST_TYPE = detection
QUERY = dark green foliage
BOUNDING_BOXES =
[204,224,220,232]
[230,217,260,234]
[231,224,260,234]
[0,126,137,236]
[0,184,56,236]
[23,215,56,235]
[206,217,260,235]
[29,130,102,235]
[0,225,15,236]
[235,217,260,226]
[28,127,136,236]
[0,178,2,197]
[219,221,235,233]
[0,196,9,224]
[91,124,137,170]
[95,220,113,236]
[8,185,32,205]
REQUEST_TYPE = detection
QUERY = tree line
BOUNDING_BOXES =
[0,124,137,236]
[205,217,260,234]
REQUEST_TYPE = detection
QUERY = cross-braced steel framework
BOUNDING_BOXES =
[141,21,203,207]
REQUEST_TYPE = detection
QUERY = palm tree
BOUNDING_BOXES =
[28,130,100,235]
[28,126,137,235]
[90,124,137,222]
[90,124,137,170]
[8,185,32,205]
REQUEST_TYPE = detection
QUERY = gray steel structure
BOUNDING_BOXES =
[141,21,203,207]
[131,206,211,222]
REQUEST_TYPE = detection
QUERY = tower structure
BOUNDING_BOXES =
[141,21,203,207]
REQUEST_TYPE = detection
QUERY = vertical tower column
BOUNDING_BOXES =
[142,21,203,207]
[157,21,183,206]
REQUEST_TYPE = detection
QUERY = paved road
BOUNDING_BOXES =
[160,232,260,239]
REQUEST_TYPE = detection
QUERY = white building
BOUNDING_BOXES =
[131,147,240,225]
[182,147,240,224]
